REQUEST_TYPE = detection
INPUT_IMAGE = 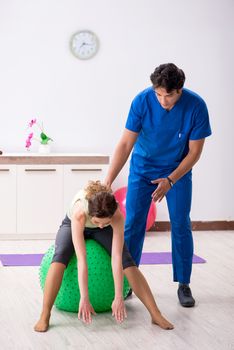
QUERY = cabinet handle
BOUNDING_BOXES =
[0,169,10,171]
[71,168,102,172]
[25,169,56,172]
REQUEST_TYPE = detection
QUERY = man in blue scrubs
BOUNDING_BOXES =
[104,63,212,307]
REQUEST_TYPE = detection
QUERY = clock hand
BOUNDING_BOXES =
[78,42,94,53]
[78,42,87,52]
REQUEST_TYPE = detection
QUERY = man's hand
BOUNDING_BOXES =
[78,297,96,324]
[103,180,112,191]
[151,178,171,202]
[111,296,127,323]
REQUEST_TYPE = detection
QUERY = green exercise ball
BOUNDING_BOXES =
[39,240,130,313]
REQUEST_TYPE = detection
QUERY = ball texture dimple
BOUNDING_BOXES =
[39,240,130,313]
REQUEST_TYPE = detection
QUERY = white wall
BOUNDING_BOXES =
[0,0,233,221]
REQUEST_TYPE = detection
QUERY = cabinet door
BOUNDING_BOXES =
[63,164,108,215]
[17,165,63,234]
[0,165,17,234]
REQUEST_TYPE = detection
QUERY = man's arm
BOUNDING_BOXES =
[169,138,205,183]
[151,139,205,202]
[104,129,139,187]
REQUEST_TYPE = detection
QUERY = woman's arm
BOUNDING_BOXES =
[110,208,127,323]
[71,209,88,298]
[71,206,96,323]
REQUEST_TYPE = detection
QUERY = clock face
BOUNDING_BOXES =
[70,30,99,60]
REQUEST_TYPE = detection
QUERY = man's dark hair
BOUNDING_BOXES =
[150,63,185,92]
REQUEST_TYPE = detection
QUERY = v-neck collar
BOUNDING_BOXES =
[151,87,184,113]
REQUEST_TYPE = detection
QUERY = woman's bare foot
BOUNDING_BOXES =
[152,313,174,330]
[34,312,51,332]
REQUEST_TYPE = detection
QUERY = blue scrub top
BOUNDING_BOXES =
[125,87,212,179]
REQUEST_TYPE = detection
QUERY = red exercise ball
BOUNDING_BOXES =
[114,187,156,231]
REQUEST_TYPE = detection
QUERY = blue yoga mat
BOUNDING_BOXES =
[0,252,206,266]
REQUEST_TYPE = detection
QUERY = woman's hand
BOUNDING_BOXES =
[151,178,171,202]
[78,297,96,324]
[111,296,127,323]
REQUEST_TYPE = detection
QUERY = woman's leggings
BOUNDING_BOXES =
[52,215,136,269]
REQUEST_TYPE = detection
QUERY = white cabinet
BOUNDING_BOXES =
[63,164,108,215]
[0,154,109,237]
[17,165,63,234]
[0,165,17,234]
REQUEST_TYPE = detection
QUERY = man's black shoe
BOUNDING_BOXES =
[177,284,195,307]
[124,288,133,299]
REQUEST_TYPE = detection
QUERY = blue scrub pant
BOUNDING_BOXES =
[124,171,193,284]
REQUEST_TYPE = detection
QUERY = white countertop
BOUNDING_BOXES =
[0,153,109,164]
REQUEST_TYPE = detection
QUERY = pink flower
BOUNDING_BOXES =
[25,119,52,150]
[25,132,34,149]
[25,139,31,149]
[29,119,37,127]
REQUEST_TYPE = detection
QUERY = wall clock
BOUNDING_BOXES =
[70,30,99,60]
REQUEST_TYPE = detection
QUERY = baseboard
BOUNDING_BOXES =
[0,233,56,240]
[151,221,234,231]
[0,221,233,240]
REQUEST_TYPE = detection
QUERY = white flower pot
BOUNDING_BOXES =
[38,144,51,154]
